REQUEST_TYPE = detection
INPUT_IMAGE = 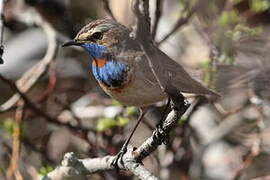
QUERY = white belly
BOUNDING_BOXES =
[99,66,167,107]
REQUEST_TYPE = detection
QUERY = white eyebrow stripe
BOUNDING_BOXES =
[93,24,116,32]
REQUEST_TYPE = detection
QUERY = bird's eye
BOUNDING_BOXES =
[91,32,103,40]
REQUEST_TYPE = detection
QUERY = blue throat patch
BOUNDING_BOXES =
[81,43,107,59]
[81,43,128,87]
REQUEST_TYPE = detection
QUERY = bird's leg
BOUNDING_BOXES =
[154,98,171,145]
[112,108,147,168]
[156,98,171,127]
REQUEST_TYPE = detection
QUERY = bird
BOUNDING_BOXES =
[62,18,219,165]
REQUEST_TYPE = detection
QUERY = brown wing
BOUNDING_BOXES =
[165,57,220,99]
[114,34,220,100]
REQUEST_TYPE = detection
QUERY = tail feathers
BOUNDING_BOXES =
[173,75,220,101]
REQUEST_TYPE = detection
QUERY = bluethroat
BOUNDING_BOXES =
[62,18,219,166]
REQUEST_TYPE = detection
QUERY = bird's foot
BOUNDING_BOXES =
[153,123,169,145]
[111,144,128,169]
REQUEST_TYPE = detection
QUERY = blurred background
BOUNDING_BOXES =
[1,0,270,179]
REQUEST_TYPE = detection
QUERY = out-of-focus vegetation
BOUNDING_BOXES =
[0,0,270,179]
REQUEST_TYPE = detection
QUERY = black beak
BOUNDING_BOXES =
[62,40,82,47]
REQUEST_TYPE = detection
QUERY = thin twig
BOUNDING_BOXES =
[36,62,57,102]
[43,98,188,180]
[152,0,163,40]
[0,0,5,64]
[0,15,58,112]
[6,100,24,180]
[0,74,96,133]
[233,138,261,180]
[157,1,200,45]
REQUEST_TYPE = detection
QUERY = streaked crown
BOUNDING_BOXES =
[74,18,130,48]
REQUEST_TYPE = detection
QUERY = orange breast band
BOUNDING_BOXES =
[92,58,107,68]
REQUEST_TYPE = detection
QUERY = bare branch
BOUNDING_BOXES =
[134,100,188,161]
[0,15,58,112]
[157,1,200,45]
[233,139,261,180]
[6,100,24,180]
[152,0,163,39]
[44,150,158,180]
[43,90,188,179]
[0,74,96,133]
[0,0,5,64]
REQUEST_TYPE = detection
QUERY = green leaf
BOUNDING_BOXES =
[0,118,15,136]
[226,24,263,41]
[0,163,4,174]
[96,117,117,132]
[117,116,130,127]
[219,10,239,27]
[126,106,138,116]
[111,99,122,106]
[233,0,244,3]
[178,117,187,125]
[250,0,270,12]
[39,165,54,176]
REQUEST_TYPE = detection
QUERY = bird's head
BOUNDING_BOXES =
[62,18,131,59]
